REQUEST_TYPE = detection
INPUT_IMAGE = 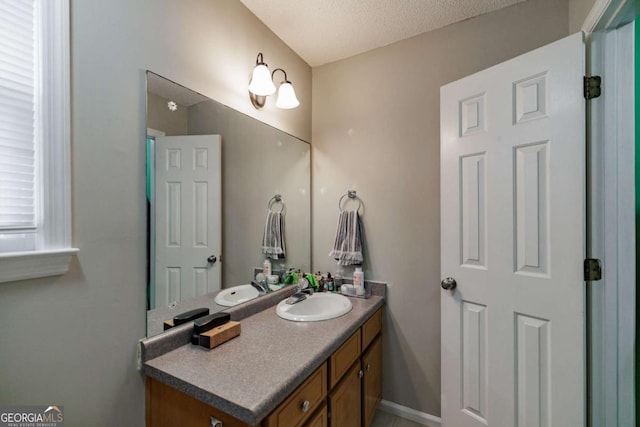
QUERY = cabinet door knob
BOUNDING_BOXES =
[358,369,364,379]
[366,363,371,372]
[301,400,310,412]
[210,416,222,427]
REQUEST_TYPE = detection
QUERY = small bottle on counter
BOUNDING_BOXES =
[353,267,365,296]
[314,271,326,291]
[263,259,271,276]
[326,273,334,292]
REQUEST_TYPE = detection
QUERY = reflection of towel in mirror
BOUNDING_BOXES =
[329,210,363,266]
[262,211,286,259]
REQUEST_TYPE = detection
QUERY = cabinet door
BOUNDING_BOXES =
[362,335,382,427]
[329,361,362,427]
[304,403,328,427]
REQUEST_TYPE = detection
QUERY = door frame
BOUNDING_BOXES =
[584,1,636,425]
[146,128,165,309]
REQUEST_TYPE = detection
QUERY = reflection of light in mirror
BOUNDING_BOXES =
[167,100,177,111]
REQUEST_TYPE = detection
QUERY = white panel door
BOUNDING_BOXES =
[155,135,222,308]
[440,33,585,427]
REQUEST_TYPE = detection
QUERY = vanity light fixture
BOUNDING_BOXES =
[248,52,300,110]
[167,100,177,111]
[272,68,300,109]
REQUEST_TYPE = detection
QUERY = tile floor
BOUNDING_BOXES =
[371,409,430,427]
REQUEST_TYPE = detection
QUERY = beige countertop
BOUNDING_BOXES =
[142,292,385,425]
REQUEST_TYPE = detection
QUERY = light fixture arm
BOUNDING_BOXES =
[271,68,290,83]
[256,52,266,66]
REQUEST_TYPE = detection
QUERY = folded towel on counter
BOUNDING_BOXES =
[262,211,286,259]
[328,210,363,266]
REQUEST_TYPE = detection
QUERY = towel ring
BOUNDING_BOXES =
[268,194,286,215]
[338,190,363,213]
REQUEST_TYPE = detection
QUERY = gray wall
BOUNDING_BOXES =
[0,0,311,425]
[188,100,311,287]
[311,0,569,416]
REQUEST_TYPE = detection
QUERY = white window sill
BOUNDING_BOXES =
[0,248,79,283]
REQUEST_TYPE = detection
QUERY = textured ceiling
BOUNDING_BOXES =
[240,0,526,66]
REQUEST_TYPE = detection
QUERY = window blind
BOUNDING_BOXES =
[0,0,36,231]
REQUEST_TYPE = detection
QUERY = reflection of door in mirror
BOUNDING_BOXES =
[152,135,221,309]
[145,71,311,332]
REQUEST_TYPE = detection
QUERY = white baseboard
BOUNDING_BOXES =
[378,399,442,427]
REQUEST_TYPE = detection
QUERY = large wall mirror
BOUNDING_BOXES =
[145,71,311,336]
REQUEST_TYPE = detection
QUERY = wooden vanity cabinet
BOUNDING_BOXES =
[147,364,327,427]
[265,307,384,427]
[264,363,327,427]
[146,307,383,427]
[146,377,253,427]
[326,308,383,427]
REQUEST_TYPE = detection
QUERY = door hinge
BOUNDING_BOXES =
[584,76,602,100]
[584,258,602,281]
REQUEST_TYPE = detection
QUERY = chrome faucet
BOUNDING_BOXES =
[285,279,314,304]
[251,279,270,294]
[285,292,307,305]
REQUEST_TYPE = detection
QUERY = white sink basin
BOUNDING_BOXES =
[276,293,352,322]
[214,284,260,307]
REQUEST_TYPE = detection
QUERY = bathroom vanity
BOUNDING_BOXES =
[141,289,384,427]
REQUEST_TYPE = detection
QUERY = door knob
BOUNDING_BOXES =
[441,277,457,291]
[207,255,217,264]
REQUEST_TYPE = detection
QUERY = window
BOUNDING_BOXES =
[0,0,77,282]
